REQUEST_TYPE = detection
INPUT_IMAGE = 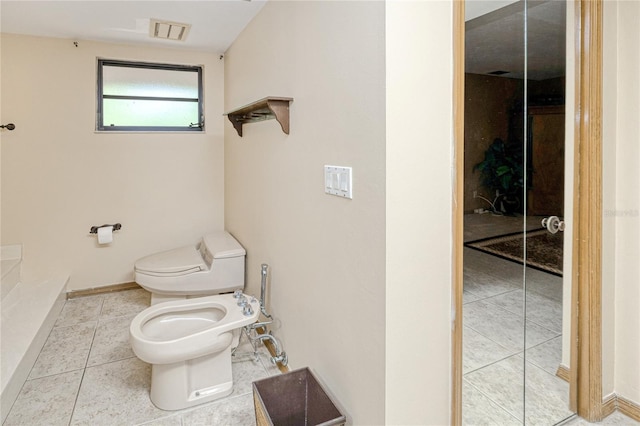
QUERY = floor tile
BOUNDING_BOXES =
[87,314,136,367]
[230,356,270,398]
[136,414,183,425]
[462,379,521,426]
[463,268,522,300]
[485,288,563,334]
[525,267,564,302]
[525,336,562,376]
[70,357,166,426]
[561,410,640,425]
[3,370,83,426]
[55,295,104,327]
[29,321,96,379]
[101,288,151,319]
[463,290,481,304]
[465,354,572,425]
[5,287,282,426]
[463,299,559,352]
[463,326,516,374]
[181,393,256,426]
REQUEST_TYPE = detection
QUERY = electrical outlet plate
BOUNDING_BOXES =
[324,165,352,199]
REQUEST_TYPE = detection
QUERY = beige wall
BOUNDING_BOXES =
[224,1,387,423]
[225,1,454,423]
[604,0,640,406]
[0,34,224,290]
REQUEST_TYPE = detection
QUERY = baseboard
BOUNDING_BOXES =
[602,393,617,418]
[556,365,570,382]
[554,368,639,422]
[67,282,141,299]
[601,393,640,422]
[618,395,640,422]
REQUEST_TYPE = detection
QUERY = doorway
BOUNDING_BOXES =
[452,0,605,424]
[461,2,570,423]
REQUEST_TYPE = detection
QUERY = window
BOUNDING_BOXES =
[97,59,203,132]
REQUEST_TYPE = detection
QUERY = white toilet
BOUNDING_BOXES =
[130,292,260,410]
[134,231,246,305]
[130,230,257,410]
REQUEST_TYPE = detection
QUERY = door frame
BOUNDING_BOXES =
[451,0,604,423]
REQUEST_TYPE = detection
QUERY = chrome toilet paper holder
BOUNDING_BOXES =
[90,223,122,234]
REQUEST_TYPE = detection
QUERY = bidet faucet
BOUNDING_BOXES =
[260,264,268,307]
[260,264,273,319]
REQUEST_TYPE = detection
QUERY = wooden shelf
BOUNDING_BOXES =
[225,97,293,137]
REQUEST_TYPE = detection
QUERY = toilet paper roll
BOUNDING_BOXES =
[97,226,113,244]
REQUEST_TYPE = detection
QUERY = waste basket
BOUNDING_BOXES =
[253,367,346,426]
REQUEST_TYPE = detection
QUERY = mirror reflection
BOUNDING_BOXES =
[462,1,571,424]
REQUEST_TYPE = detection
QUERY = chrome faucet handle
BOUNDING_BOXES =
[237,296,248,307]
[242,304,254,316]
[233,289,243,299]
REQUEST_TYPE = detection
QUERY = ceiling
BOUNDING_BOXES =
[466,0,566,81]
[1,0,564,80]
[0,1,267,54]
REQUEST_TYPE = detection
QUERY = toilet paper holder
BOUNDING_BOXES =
[89,223,122,234]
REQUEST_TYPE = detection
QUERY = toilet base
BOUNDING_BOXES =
[149,345,234,411]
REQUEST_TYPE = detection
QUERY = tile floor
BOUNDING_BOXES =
[4,229,637,426]
[462,214,639,426]
[3,288,281,426]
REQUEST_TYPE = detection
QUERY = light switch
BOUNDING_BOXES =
[324,165,352,199]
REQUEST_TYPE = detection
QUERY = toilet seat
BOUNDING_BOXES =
[133,231,247,301]
[135,246,207,277]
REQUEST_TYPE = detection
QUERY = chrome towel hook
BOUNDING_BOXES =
[0,123,15,130]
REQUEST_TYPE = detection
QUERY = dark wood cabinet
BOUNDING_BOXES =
[527,105,565,216]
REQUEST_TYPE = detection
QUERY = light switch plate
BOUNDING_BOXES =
[324,165,352,199]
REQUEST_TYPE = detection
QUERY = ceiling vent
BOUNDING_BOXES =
[149,19,191,42]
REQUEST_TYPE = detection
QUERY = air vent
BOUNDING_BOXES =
[149,19,191,42]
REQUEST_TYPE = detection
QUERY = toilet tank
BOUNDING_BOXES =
[199,232,246,293]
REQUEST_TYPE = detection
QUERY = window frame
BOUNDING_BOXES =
[96,59,204,132]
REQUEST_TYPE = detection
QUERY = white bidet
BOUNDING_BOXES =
[129,292,259,410]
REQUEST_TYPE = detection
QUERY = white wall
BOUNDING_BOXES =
[0,34,224,291]
[602,0,618,398]
[224,1,387,424]
[610,0,640,406]
[386,1,453,424]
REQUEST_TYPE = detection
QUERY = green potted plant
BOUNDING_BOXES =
[474,137,526,214]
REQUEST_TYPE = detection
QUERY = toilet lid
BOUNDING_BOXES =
[203,232,246,259]
[135,246,207,276]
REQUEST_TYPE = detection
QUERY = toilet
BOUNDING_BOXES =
[130,292,260,410]
[134,231,246,305]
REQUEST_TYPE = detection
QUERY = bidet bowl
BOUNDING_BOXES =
[129,293,259,365]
